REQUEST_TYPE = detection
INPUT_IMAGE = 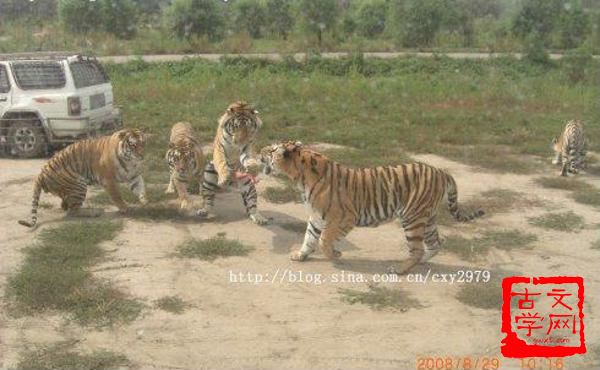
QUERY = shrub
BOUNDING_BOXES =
[58,0,137,38]
[165,0,225,41]
[558,5,591,49]
[232,0,265,39]
[265,0,294,40]
[398,0,445,47]
[0,0,57,21]
[355,1,387,39]
[512,0,563,46]
[299,0,338,45]
[562,47,594,83]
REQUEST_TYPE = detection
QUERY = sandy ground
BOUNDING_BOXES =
[0,152,599,370]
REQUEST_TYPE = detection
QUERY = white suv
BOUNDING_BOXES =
[0,53,122,158]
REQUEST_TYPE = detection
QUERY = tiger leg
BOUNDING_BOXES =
[560,147,569,176]
[238,175,268,225]
[171,176,192,210]
[65,187,102,217]
[422,215,441,262]
[318,224,346,260]
[388,216,426,274]
[129,175,148,205]
[197,161,218,218]
[290,215,324,261]
[165,171,176,194]
[103,178,128,214]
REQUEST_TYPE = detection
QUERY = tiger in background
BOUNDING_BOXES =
[165,122,205,211]
[552,120,586,176]
[18,128,148,228]
[197,101,268,225]
[259,141,484,274]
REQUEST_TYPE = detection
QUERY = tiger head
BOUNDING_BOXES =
[221,101,262,145]
[259,141,305,178]
[167,142,196,174]
[117,128,146,160]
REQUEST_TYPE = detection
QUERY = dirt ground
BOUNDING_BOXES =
[0,151,599,370]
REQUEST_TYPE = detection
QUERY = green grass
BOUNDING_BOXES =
[176,234,254,261]
[6,221,143,327]
[15,342,129,370]
[106,56,599,179]
[528,211,586,232]
[535,176,600,207]
[339,285,422,311]
[444,229,537,261]
[456,281,503,310]
[154,295,191,314]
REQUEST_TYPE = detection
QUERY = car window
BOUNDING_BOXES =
[0,65,10,93]
[11,61,66,90]
[70,60,109,88]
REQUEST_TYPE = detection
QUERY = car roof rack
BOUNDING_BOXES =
[0,52,91,62]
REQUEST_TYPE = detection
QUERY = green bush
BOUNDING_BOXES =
[398,0,445,47]
[0,0,56,21]
[561,47,594,84]
[558,5,591,49]
[233,0,265,38]
[299,0,338,45]
[165,0,225,41]
[58,0,137,38]
[512,0,563,46]
[265,0,294,40]
[356,1,387,39]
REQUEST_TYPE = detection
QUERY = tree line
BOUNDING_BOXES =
[0,0,598,51]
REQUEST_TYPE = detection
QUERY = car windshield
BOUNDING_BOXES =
[11,61,66,90]
[70,60,109,88]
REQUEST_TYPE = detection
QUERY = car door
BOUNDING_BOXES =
[0,64,11,116]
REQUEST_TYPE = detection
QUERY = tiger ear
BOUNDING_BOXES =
[117,130,129,139]
[552,137,558,144]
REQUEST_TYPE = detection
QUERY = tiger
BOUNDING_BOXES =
[18,128,148,228]
[197,101,267,225]
[552,120,586,176]
[259,141,485,274]
[165,122,205,210]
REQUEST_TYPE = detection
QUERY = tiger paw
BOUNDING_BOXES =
[249,212,268,225]
[325,249,342,259]
[290,250,309,261]
[165,186,175,194]
[139,196,149,205]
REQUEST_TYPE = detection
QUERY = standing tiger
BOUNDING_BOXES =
[259,141,484,273]
[552,120,586,176]
[18,129,148,228]
[165,122,205,210]
[197,101,267,225]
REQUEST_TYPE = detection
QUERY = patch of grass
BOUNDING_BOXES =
[16,342,129,370]
[528,211,585,232]
[339,285,422,311]
[263,180,302,204]
[456,281,503,310]
[126,205,190,221]
[88,184,173,206]
[535,176,600,208]
[6,221,143,326]
[444,229,537,261]
[154,295,191,314]
[176,234,254,261]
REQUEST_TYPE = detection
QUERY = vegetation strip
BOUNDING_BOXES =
[6,220,143,327]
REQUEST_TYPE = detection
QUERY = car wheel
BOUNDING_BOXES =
[8,121,47,158]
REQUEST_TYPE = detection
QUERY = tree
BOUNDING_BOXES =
[265,0,294,40]
[0,0,57,22]
[558,5,591,49]
[101,0,137,39]
[299,0,338,45]
[356,0,387,39]
[165,0,225,41]
[58,0,137,38]
[399,0,445,47]
[233,0,265,38]
[512,0,564,46]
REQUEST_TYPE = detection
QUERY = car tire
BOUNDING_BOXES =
[8,121,47,158]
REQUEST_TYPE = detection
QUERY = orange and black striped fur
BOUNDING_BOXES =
[18,129,147,228]
[198,101,267,224]
[260,141,484,273]
[552,120,586,176]
[165,122,205,210]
